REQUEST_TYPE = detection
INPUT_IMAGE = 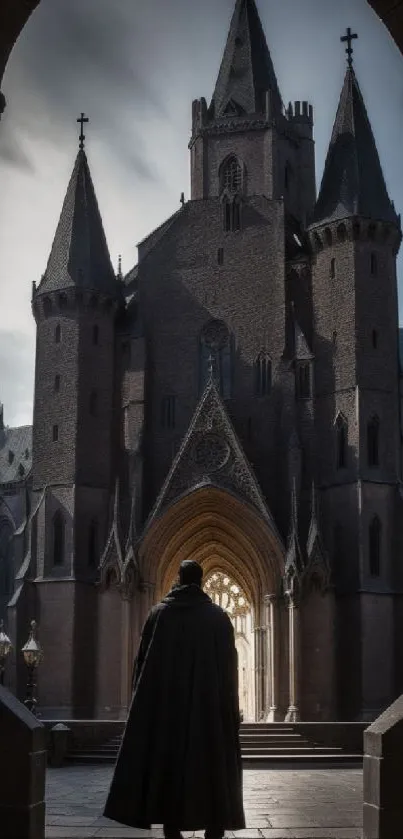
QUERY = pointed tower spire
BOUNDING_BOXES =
[37,122,117,297]
[211,0,282,118]
[313,52,397,226]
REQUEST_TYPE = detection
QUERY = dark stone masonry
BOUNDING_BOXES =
[1,0,402,726]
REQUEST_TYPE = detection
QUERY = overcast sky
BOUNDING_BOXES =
[0,0,402,427]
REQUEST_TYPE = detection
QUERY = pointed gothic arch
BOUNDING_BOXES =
[219,154,244,195]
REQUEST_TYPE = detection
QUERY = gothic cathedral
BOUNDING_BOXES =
[1,0,403,722]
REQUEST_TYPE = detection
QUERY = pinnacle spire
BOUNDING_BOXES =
[313,64,397,226]
[211,0,282,119]
[37,147,117,297]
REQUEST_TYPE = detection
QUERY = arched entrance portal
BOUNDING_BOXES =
[138,486,285,722]
[204,570,254,721]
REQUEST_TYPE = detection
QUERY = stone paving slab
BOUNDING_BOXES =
[45,765,363,839]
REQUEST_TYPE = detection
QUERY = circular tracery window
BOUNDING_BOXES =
[204,571,250,617]
[201,319,229,351]
[192,434,230,472]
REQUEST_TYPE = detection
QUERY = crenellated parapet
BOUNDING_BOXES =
[287,100,314,125]
[31,284,120,324]
[308,216,402,255]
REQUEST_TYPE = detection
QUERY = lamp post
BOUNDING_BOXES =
[0,620,13,686]
[21,620,43,715]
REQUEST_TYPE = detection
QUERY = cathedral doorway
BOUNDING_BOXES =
[203,569,254,721]
[138,485,285,722]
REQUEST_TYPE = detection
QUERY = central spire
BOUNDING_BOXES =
[211,0,282,119]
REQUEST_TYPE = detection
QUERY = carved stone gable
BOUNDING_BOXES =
[146,380,278,532]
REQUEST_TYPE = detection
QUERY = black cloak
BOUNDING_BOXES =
[104,584,245,831]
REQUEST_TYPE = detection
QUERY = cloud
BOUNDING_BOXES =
[0,119,34,172]
[0,330,34,427]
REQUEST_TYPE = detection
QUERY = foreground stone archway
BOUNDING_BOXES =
[138,485,286,721]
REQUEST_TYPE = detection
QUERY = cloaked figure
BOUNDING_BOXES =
[104,559,245,839]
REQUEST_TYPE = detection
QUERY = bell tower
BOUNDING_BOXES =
[190,0,316,226]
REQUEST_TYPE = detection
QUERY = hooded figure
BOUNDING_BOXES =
[104,560,245,839]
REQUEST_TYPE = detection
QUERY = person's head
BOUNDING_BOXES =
[179,560,203,587]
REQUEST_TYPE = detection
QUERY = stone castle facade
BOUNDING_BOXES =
[1,0,403,722]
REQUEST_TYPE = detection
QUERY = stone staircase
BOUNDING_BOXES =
[65,722,362,765]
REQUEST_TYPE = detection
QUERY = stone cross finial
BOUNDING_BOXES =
[77,112,89,150]
[341,27,358,68]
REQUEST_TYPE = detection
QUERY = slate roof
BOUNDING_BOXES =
[211,0,283,119]
[0,424,32,485]
[313,66,397,226]
[37,149,118,297]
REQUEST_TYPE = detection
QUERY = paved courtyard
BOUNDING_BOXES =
[45,765,363,839]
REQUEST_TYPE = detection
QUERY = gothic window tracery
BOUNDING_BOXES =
[200,320,232,398]
[220,156,244,232]
[221,156,243,194]
[204,571,250,624]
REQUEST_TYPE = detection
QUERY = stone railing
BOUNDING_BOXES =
[0,685,46,839]
[363,693,403,838]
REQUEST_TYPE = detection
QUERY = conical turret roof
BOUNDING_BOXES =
[211,0,282,119]
[37,149,117,296]
[313,66,397,226]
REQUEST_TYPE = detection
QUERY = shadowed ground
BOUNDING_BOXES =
[45,765,363,839]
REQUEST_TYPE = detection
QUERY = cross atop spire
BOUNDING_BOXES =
[341,27,358,68]
[77,112,89,150]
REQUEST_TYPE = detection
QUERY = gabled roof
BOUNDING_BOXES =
[304,483,331,590]
[37,149,118,297]
[137,207,184,256]
[211,0,282,119]
[145,376,280,537]
[313,66,397,226]
[294,319,313,361]
[0,423,32,485]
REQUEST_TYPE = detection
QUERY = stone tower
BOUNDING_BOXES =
[30,144,119,716]
[309,61,402,719]
[190,0,316,227]
[5,0,403,724]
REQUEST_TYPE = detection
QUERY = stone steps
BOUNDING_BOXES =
[65,723,362,766]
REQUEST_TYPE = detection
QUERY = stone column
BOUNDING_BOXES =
[285,586,300,723]
[253,626,265,721]
[264,594,280,722]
